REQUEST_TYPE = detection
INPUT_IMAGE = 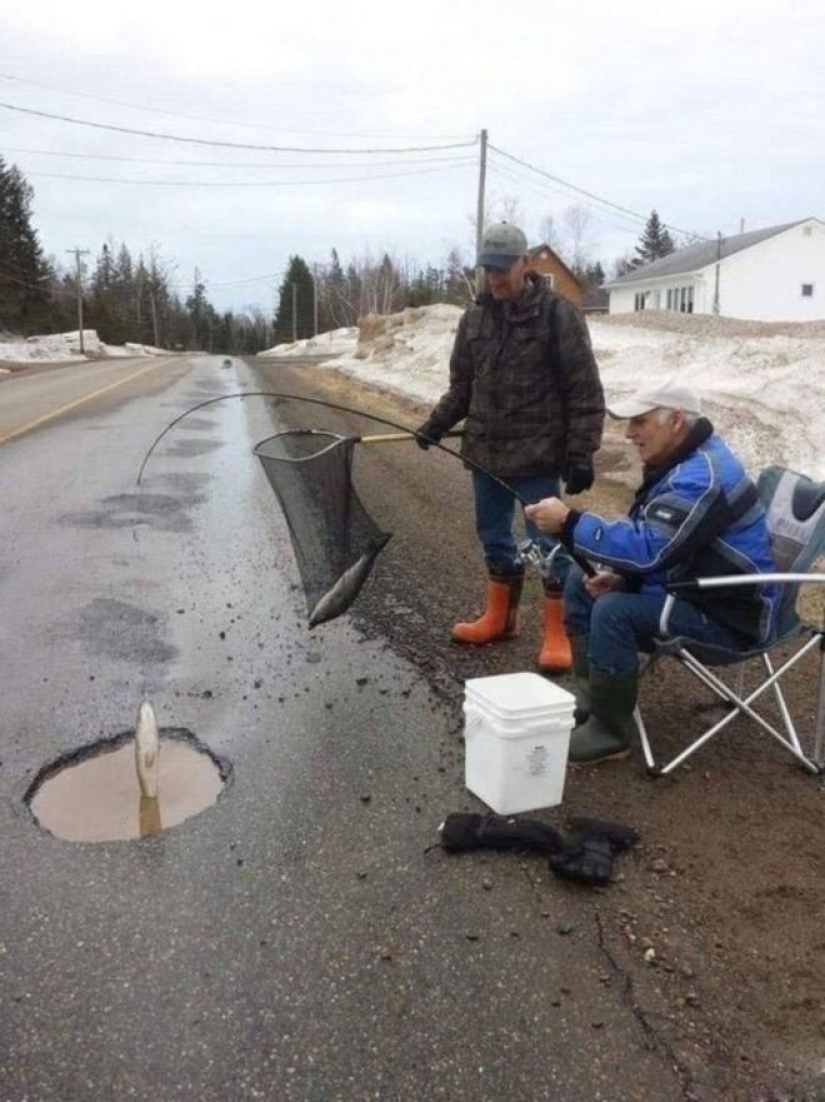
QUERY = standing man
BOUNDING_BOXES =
[416,223,605,672]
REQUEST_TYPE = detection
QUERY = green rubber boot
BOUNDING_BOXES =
[571,636,591,725]
[568,670,638,766]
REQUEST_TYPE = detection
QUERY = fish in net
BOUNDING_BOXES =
[254,429,391,627]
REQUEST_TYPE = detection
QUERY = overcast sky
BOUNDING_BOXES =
[2,0,823,315]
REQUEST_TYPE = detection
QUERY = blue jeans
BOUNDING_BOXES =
[472,470,572,588]
[563,565,750,675]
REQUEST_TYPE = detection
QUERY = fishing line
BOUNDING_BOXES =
[136,389,595,578]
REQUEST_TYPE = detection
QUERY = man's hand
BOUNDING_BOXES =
[563,455,595,496]
[414,419,443,451]
[584,570,625,598]
[524,497,570,534]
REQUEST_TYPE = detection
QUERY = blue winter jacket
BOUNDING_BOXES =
[562,419,777,644]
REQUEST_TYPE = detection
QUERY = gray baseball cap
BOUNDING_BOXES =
[608,377,702,419]
[478,222,528,269]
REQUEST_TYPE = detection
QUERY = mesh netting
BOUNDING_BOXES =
[254,430,392,627]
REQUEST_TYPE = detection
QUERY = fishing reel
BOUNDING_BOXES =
[518,539,564,584]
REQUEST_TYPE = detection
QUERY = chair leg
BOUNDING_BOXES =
[637,639,824,776]
[815,633,825,766]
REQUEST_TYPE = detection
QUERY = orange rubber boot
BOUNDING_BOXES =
[451,574,523,645]
[538,592,572,672]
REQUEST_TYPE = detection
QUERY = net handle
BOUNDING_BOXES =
[359,430,463,444]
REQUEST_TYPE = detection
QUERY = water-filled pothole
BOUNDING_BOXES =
[26,728,232,842]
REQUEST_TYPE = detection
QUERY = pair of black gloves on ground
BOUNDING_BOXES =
[439,813,639,887]
[414,419,594,495]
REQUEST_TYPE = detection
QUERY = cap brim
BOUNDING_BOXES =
[606,398,657,419]
[478,253,519,270]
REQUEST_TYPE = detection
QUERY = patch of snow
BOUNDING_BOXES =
[257,326,358,359]
[288,306,825,482]
[0,330,168,363]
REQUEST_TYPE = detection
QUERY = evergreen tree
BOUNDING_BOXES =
[443,247,472,305]
[274,256,315,342]
[323,248,349,329]
[583,260,605,286]
[185,271,210,350]
[0,157,51,333]
[634,210,676,267]
[89,240,123,343]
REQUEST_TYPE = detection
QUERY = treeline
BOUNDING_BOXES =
[272,248,477,344]
[0,156,272,354]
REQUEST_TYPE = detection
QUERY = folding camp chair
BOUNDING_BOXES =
[635,465,825,776]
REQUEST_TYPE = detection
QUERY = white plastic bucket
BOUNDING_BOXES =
[463,672,575,815]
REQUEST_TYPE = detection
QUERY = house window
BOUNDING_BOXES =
[802,283,814,297]
[546,272,555,289]
[634,292,647,311]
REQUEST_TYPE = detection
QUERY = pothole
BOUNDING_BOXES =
[25,728,232,842]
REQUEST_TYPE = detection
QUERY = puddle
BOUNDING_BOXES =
[26,730,231,842]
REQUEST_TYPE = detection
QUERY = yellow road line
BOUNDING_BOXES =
[0,359,170,447]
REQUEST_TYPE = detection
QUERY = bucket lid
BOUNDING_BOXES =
[464,672,575,715]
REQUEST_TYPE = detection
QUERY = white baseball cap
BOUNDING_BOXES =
[608,378,702,419]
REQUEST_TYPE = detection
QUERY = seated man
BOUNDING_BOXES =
[525,378,777,765]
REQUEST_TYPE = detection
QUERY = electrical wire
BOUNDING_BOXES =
[0,100,478,155]
[0,73,471,141]
[24,158,476,188]
[3,145,473,170]
[486,159,647,237]
[489,142,710,242]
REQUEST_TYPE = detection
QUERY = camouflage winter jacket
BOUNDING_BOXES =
[425,273,605,478]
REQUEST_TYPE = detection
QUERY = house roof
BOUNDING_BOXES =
[606,219,810,287]
[527,242,585,288]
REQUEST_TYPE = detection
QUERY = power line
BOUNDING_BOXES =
[0,100,478,155]
[489,143,711,242]
[0,268,76,297]
[487,159,646,236]
[0,73,470,141]
[4,145,473,170]
[24,159,476,188]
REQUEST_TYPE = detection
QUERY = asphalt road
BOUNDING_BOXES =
[0,354,688,1102]
[2,353,822,1102]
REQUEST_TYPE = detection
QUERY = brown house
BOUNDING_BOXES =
[527,243,586,308]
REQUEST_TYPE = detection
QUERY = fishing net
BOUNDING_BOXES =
[254,430,392,628]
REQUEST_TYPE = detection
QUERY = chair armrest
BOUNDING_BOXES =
[660,574,825,636]
[667,573,825,593]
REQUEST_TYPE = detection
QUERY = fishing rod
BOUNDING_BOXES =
[136,390,595,575]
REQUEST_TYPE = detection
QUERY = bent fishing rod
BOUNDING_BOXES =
[136,390,595,575]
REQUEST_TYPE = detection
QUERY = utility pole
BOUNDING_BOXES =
[475,128,488,295]
[66,247,90,353]
[149,288,160,348]
[713,232,722,315]
[312,264,319,337]
[292,283,298,342]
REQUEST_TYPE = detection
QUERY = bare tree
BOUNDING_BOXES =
[562,205,596,278]
[538,215,562,252]
[491,193,526,228]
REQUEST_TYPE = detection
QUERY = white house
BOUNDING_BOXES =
[606,218,825,321]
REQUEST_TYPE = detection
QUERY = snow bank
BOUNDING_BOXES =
[302,306,825,482]
[257,326,358,359]
[0,330,167,364]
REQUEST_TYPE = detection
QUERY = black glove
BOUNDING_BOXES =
[563,455,595,496]
[415,418,444,451]
[549,818,640,887]
[439,812,564,855]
